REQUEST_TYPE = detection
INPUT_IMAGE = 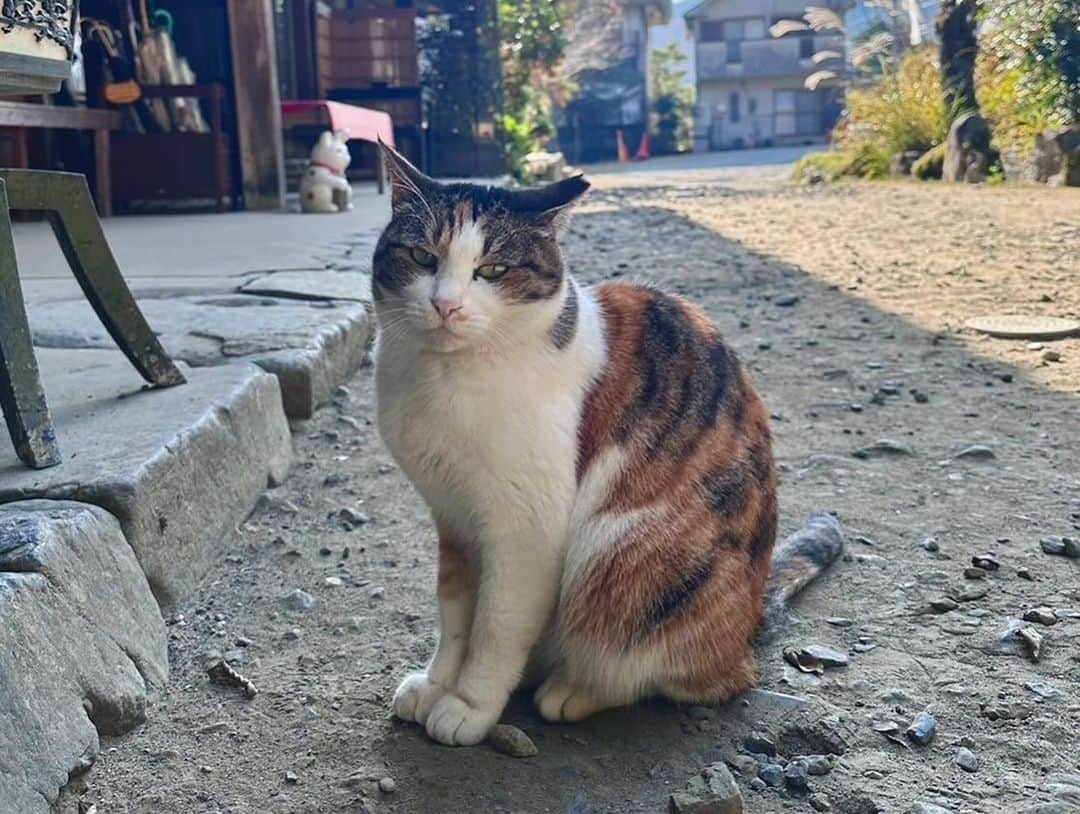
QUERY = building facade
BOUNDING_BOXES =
[558,0,672,163]
[685,0,848,150]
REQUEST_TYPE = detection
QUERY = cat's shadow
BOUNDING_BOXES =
[375,690,795,812]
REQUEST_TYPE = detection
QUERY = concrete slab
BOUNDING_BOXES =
[238,268,370,302]
[13,186,389,293]
[0,500,167,813]
[27,294,374,419]
[0,349,292,604]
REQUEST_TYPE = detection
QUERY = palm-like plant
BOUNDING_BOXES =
[770,1,930,90]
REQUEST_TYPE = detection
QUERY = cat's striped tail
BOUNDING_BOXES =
[760,513,846,637]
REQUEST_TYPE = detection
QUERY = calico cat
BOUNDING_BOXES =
[371,144,842,746]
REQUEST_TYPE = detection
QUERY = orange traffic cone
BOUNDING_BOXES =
[616,129,630,162]
[633,132,651,161]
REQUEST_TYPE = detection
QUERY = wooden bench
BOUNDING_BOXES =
[0,101,121,216]
[281,100,394,192]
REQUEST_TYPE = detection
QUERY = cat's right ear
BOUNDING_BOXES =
[379,139,436,211]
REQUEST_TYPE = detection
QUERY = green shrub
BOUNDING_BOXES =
[837,48,948,158]
[792,143,889,184]
[912,142,946,180]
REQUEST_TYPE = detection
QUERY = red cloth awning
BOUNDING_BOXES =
[281,101,395,147]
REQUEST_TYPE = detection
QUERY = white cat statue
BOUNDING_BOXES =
[300,130,353,214]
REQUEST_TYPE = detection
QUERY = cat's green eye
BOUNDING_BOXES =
[409,247,437,267]
[475,263,509,280]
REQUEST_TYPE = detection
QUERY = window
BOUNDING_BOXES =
[729,92,741,123]
[748,97,758,114]
[699,20,724,42]
[800,36,815,59]
[727,39,742,62]
[724,20,744,41]
[775,89,821,136]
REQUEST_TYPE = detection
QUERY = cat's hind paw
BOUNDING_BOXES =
[534,677,606,723]
[392,672,446,725]
[425,692,500,746]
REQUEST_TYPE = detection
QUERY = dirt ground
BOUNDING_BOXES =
[61,164,1080,814]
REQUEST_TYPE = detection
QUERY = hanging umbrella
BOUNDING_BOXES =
[150,8,208,133]
[134,0,172,131]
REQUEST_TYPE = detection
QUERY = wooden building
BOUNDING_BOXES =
[0,0,500,215]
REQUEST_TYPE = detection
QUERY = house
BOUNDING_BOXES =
[684,0,850,150]
[558,0,672,163]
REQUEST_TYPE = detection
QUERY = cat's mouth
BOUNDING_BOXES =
[425,322,471,350]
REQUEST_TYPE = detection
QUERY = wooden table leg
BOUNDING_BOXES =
[93,128,112,218]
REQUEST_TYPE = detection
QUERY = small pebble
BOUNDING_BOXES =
[283,628,301,641]
[906,711,936,746]
[488,724,538,758]
[1025,680,1059,700]
[285,770,298,784]
[758,763,784,787]
[281,589,318,612]
[749,778,767,793]
[1023,607,1058,626]
[338,507,371,526]
[955,444,996,461]
[809,793,832,812]
[803,754,833,776]
[930,598,959,613]
[971,555,1000,571]
[784,761,809,794]
[743,732,777,756]
[922,537,940,552]
[378,777,396,794]
[324,576,345,588]
[955,747,978,772]
[826,617,854,628]
[1042,349,1061,363]
[802,644,849,667]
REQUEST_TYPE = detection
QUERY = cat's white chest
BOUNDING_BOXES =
[375,344,580,538]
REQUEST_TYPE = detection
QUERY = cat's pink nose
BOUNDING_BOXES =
[431,297,464,322]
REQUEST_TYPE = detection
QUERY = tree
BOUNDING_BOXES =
[935,0,979,122]
[651,44,694,154]
[978,0,1080,134]
[496,0,571,175]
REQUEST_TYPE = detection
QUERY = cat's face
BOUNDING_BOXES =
[372,145,588,353]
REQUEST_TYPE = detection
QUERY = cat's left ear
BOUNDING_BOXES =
[512,175,590,228]
[379,139,438,212]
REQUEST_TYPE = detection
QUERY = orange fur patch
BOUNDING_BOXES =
[562,283,778,702]
[437,536,474,600]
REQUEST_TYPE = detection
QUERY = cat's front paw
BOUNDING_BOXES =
[425,692,500,746]
[392,672,447,725]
